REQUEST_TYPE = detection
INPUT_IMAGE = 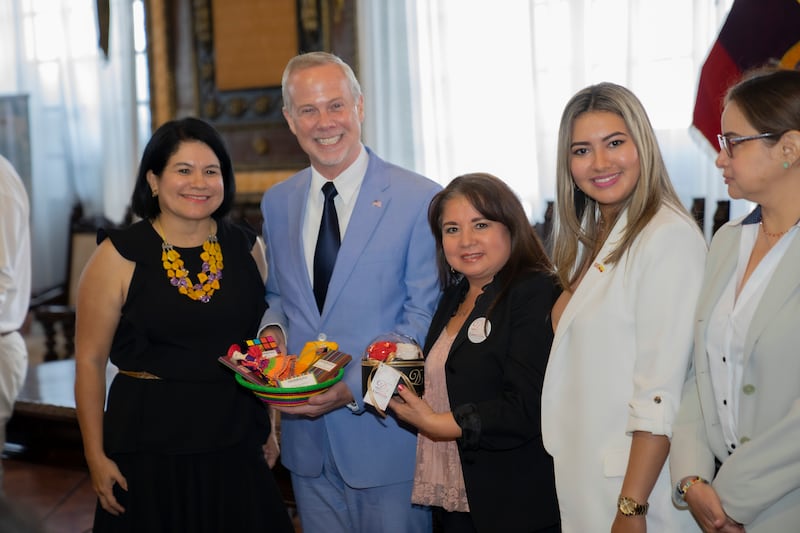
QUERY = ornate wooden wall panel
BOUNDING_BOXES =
[146,0,357,186]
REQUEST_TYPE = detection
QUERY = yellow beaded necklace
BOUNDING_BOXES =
[154,220,223,303]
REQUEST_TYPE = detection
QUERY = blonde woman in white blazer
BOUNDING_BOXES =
[542,83,706,532]
[671,68,800,532]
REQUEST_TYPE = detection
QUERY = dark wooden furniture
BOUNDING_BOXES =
[31,205,113,360]
[713,200,731,235]
[144,0,357,171]
[6,360,115,460]
[534,200,554,256]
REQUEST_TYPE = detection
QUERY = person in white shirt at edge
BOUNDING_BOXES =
[542,82,706,532]
[671,67,800,533]
[0,154,31,495]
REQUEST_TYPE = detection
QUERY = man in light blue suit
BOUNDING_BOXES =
[259,52,441,533]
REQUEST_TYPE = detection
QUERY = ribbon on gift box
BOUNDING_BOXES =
[362,358,423,417]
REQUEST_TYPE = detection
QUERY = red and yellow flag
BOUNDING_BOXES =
[692,0,800,150]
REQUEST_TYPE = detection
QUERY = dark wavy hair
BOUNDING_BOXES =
[130,117,236,220]
[427,172,553,301]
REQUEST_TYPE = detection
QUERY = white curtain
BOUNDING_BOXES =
[359,0,742,238]
[0,0,139,292]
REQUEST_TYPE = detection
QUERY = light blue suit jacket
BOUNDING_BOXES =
[671,207,800,531]
[259,147,441,488]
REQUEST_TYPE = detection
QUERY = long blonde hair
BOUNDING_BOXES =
[550,82,689,289]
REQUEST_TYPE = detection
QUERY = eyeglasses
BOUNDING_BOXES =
[717,132,778,158]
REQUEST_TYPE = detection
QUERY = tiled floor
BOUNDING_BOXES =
[3,451,302,533]
[2,320,94,532]
[3,447,96,533]
[2,323,93,532]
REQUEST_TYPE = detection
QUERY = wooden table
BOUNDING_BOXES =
[6,360,116,459]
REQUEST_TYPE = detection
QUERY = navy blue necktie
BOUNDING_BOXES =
[313,181,340,313]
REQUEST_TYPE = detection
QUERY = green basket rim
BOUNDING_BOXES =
[234,368,344,393]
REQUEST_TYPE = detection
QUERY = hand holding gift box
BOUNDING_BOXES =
[362,332,424,415]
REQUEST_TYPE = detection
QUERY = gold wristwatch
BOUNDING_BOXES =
[617,495,649,516]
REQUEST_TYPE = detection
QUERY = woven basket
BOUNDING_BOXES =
[235,369,345,406]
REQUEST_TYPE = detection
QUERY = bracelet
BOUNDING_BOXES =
[677,476,708,501]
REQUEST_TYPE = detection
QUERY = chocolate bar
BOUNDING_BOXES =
[309,350,352,382]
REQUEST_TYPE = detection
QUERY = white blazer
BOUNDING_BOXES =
[542,205,706,532]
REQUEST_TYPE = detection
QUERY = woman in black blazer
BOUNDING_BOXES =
[389,173,561,533]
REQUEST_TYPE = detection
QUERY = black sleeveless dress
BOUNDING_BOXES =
[92,220,293,533]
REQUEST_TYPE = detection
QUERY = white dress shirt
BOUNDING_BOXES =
[0,155,31,333]
[302,145,368,284]
[707,222,799,453]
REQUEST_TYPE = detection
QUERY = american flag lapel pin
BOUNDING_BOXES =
[372,200,382,208]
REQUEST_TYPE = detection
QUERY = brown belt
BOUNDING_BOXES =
[117,370,162,380]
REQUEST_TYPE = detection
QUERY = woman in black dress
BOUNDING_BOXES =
[74,117,293,532]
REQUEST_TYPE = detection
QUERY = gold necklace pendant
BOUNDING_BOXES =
[161,235,223,303]
[760,221,790,239]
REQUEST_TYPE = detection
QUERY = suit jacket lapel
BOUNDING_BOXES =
[695,226,739,325]
[744,230,800,361]
[428,279,495,361]
[452,281,499,357]
[287,170,318,317]
[551,210,628,352]
[447,286,474,358]
[423,281,465,355]
[321,152,390,317]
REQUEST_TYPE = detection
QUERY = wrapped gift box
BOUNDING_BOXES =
[361,333,424,397]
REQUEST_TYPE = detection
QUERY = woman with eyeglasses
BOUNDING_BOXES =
[670,67,800,532]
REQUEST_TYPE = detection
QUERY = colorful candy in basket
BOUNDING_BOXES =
[219,336,352,405]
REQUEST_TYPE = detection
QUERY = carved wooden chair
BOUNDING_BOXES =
[32,204,112,360]
[533,201,554,257]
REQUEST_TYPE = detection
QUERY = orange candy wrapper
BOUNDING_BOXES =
[219,336,351,388]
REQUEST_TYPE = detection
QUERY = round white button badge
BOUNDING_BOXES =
[467,317,491,343]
